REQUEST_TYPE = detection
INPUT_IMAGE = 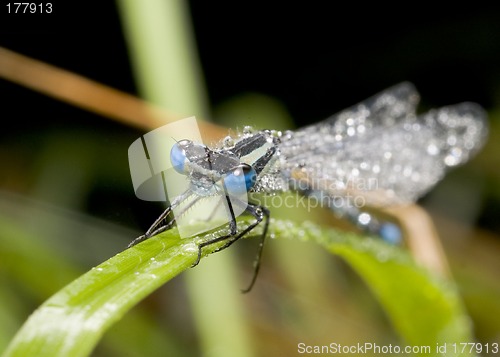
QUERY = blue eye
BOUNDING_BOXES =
[170,140,190,174]
[242,165,257,190]
[223,164,257,194]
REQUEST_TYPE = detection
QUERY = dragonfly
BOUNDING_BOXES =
[128,82,488,292]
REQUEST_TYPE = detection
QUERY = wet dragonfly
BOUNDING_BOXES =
[128,82,488,292]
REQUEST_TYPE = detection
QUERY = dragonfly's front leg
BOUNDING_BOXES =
[192,200,269,293]
[127,189,194,248]
[127,206,174,248]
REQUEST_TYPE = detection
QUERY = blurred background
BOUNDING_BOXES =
[0,2,499,356]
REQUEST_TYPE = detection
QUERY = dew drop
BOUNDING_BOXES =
[223,136,234,148]
[358,213,371,226]
[242,126,253,135]
[376,250,389,262]
[181,242,198,255]
[447,135,457,146]
[426,143,439,156]
[444,147,462,166]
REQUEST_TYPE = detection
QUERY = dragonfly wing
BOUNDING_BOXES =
[280,82,420,170]
[321,81,420,131]
[280,83,488,206]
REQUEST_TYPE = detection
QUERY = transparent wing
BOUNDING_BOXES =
[324,81,420,132]
[280,83,488,206]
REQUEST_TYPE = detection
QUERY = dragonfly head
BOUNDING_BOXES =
[170,139,257,195]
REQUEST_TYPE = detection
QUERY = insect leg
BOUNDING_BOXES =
[127,189,194,248]
[240,203,269,293]
[192,199,269,293]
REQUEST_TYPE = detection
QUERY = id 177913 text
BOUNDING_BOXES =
[5,3,52,14]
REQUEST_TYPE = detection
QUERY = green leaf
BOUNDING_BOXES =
[3,219,473,356]
[272,220,474,355]
[2,228,197,357]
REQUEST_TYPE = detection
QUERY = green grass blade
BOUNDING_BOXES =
[2,229,197,357]
[116,0,209,119]
[271,220,474,348]
[3,219,473,356]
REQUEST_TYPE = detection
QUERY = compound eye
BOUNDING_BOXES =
[170,140,191,174]
[241,164,257,190]
[223,164,257,194]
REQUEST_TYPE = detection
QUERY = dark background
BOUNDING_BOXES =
[2,3,499,121]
